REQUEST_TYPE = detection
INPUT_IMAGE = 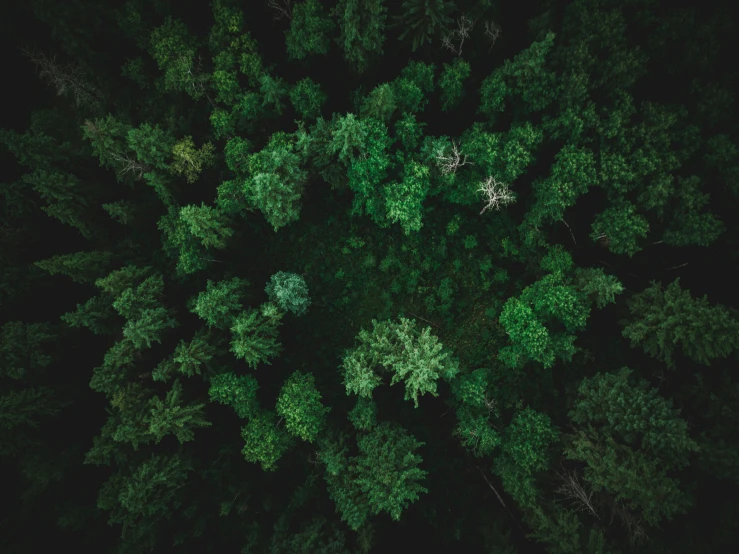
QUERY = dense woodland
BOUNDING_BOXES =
[1,0,739,552]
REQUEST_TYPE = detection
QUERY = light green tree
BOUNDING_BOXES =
[276,371,330,442]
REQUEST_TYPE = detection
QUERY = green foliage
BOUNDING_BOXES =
[493,408,559,508]
[147,380,212,444]
[178,203,233,249]
[170,136,215,184]
[439,58,471,111]
[290,77,328,120]
[149,17,208,99]
[383,160,430,234]
[265,271,311,316]
[331,0,388,73]
[122,307,178,349]
[0,322,55,380]
[241,411,294,471]
[259,73,289,116]
[34,251,114,284]
[590,201,649,257]
[191,277,249,329]
[246,131,307,231]
[390,0,455,52]
[348,397,378,430]
[276,371,330,442]
[341,317,459,407]
[61,294,118,335]
[230,306,283,368]
[574,267,624,309]
[208,372,259,419]
[353,422,428,521]
[622,278,739,368]
[286,0,335,60]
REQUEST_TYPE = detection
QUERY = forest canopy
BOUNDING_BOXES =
[1,0,739,552]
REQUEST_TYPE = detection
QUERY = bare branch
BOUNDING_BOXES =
[268,0,293,21]
[434,140,473,175]
[19,47,103,110]
[442,14,475,56]
[477,176,516,214]
[483,20,502,51]
[109,151,152,181]
[554,469,599,519]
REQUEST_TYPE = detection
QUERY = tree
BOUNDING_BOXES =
[61,294,118,335]
[0,322,55,380]
[149,17,209,100]
[331,0,388,73]
[230,306,283,368]
[383,160,430,234]
[590,201,649,257]
[208,372,259,419]
[564,368,699,526]
[178,203,233,250]
[147,379,212,444]
[241,410,294,471]
[276,371,330,442]
[439,57,471,111]
[353,422,428,522]
[170,136,215,184]
[573,267,624,309]
[122,307,178,350]
[259,73,289,116]
[285,0,335,60]
[493,407,559,508]
[246,131,307,231]
[190,277,250,329]
[360,83,397,123]
[390,0,455,52]
[622,278,739,368]
[34,251,114,284]
[289,77,327,120]
[341,317,459,407]
[265,271,311,316]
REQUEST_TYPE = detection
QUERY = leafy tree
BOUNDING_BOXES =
[622,278,739,368]
[170,136,215,184]
[265,271,311,316]
[230,305,283,368]
[246,131,307,230]
[290,77,328,120]
[493,407,559,508]
[259,73,289,116]
[439,57,471,111]
[147,379,212,444]
[149,17,209,99]
[241,410,294,471]
[348,397,378,431]
[564,368,699,526]
[341,317,459,407]
[390,0,455,52]
[285,0,336,60]
[353,422,428,521]
[276,371,330,442]
[331,0,388,73]
[383,160,430,234]
[190,277,250,329]
[208,371,259,419]
[573,267,624,309]
[590,201,649,257]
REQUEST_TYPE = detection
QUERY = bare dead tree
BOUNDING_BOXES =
[442,14,475,56]
[610,501,648,546]
[19,47,104,111]
[477,176,516,214]
[483,20,502,51]
[554,469,599,519]
[434,140,473,175]
[268,0,293,21]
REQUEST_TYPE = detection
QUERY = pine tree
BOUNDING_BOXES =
[147,379,212,444]
[34,250,114,284]
[285,0,336,60]
[190,277,250,329]
[622,278,739,368]
[230,306,283,368]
